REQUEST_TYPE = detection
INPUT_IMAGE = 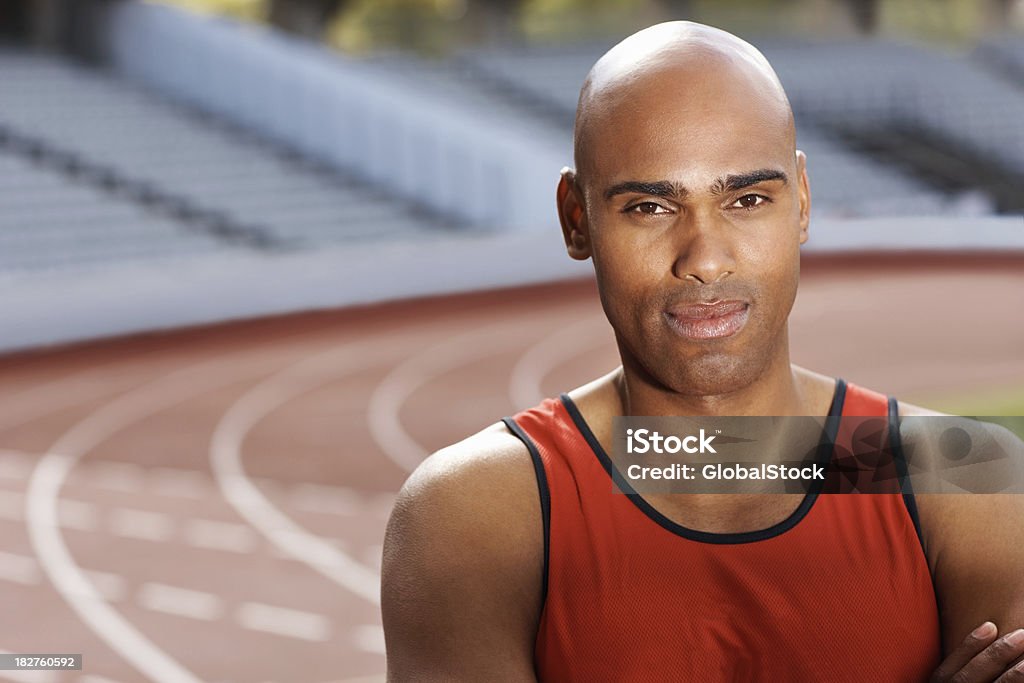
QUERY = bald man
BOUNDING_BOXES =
[381,22,1024,682]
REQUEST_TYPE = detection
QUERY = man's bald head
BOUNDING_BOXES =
[556,21,812,398]
[573,21,795,189]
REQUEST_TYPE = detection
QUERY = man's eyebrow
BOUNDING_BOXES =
[711,169,788,195]
[603,180,688,201]
[602,170,787,201]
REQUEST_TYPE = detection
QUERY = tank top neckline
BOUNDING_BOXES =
[557,378,849,545]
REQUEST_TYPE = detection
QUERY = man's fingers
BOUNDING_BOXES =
[995,658,1024,682]
[932,622,999,682]
[957,629,1024,682]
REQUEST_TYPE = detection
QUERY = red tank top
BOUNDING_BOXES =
[504,379,941,682]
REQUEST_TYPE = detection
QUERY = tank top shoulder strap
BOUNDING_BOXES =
[841,380,888,416]
[501,397,566,608]
[838,379,924,545]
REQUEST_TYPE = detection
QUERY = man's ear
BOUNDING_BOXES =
[795,150,811,245]
[556,167,591,260]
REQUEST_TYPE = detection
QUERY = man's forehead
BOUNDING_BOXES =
[574,22,795,185]
[582,89,796,195]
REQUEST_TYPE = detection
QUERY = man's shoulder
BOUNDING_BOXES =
[897,400,948,417]
[382,424,546,677]
[400,422,535,503]
[385,422,542,575]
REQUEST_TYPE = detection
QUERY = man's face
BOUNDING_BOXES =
[573,66,810,396]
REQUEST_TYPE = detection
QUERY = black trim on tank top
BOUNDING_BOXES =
[888,397,926,550]
[559,378,847,545]
[501,417,551,610]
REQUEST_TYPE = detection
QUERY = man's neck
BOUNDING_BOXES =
[615,344,811,417]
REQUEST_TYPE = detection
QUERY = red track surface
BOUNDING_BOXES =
[0,259,1022,682]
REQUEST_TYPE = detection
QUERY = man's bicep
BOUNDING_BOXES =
[381,438,542,682]
[922,492,1024,655]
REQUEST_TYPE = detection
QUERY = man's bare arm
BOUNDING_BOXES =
[381,423,544,682]
[901,403,1024,681]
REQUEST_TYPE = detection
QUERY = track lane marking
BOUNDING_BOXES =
[0,550,40,585]
[352,625,386,654]
[210,339,423,606]
[107,509,174,543]
[181,519,258,554]
[235,602,331,642]
[136,583,224,622]
[26,352,282,683]
[86,462,146,494]
[57,500,98,532]
[368,320,557,473]
[288,483,362,516]
[507,314,610,410]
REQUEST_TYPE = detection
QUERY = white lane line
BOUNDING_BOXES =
[181,518,258,554]
[0,450,35,479]
[0,352,157,434]
[508,314,611,410]
[81,570,128,603]
[147,468,210,499]
[267,536,349,561]
[235,602,331,642]
[86,461,147,493]
[368,321,548,473]
[137,583,224,622]
[57,500,98,532]
[0,551,126,600]
[0,550,40,585]
[352,624,386,654]
[0,490,24,522]
[211,340,417,606]
[288,483,362,516]
[1,492,99,531]
[0,492,100,531]
[26,353,278,683]
[107,509,174,543]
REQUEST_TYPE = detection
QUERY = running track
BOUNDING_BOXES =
[0,257,1022,682]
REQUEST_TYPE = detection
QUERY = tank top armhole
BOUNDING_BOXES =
[502,417,551,613]
[887,397,926,555]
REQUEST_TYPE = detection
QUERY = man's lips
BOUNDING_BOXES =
[664,300,750,340]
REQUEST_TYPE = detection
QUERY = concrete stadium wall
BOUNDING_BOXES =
[88,0,564,234]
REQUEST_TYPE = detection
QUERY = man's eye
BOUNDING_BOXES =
[731,194,769,209]
[628,202,669,215]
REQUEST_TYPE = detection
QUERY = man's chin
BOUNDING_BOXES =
[659,354,762,397]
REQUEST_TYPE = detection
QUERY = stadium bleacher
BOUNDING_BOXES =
[444,38,1024,216]
[0,148,232,273]
[0,48,456,275]
[759,40,1024,181]
[975,33,1024,84]
[0,2,1019,352]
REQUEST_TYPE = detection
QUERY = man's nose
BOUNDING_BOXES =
[671,214,737,284]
